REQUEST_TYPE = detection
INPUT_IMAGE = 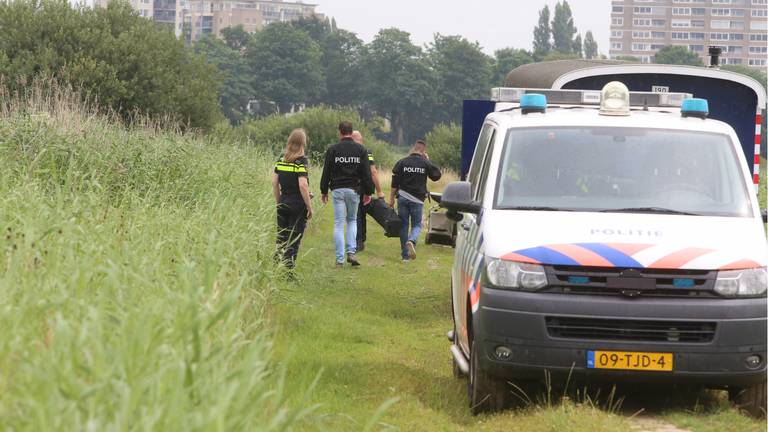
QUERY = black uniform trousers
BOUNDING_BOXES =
[276,195,308,269]
[356,195,370,250]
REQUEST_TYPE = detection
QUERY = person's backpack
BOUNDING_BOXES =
[367,199,402,237]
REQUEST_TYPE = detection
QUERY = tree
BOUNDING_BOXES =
[0,0,221,129]
[583,31,598,60]
[428,34,491,125]
[573,33,583,58]
[220,25,252,51]
[425,123,461,173]
[320,29,364,107]
[289,15,330,42]
[532,5,552,59]
[245,22,326,112]
[359,28,436,146]
[492,48,534,86]
[653,45,704,66]
[194,35,254,124]
[551,0,578,54]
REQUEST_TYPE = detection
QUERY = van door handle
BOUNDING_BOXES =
[461,222,471,231]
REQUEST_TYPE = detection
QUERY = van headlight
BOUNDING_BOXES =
[714,267,767,298]
[485,258,548,290]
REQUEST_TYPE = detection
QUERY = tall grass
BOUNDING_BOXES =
[0,83,313,429]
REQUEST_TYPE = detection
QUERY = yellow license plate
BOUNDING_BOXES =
[587,350,673,372]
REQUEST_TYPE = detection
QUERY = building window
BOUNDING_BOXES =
[652,19,666,26]
[611,42,623,50]
[672,7,691,14]
[652,31,667,38]
[611,30,623,38]
[691,20,705,27]
[691,8,706,15]
[748,58,767,66]
[751,21,768,30]
[711,8,731,15]
[690,32,705,39]
[688,44,705,51]
[749,46,768,53]
[672,19,691,27]
[612,5,624,12]
[728,45,744,53]
[633,31,650,38]
[612,17,624,26]
[752,0,767,4]
[633,18,652,26]
[632,43,651,51]
[752,9,768,17]
[730,33,744,40]
[726,58,743,64]
[711,20,730,28]
[750,33,768,41]
[730,9,745,16]
[712,0,731,3]
[711,32,729,40]
[672,32,690,39]
[651,44,666,50]
[634,6,652,13]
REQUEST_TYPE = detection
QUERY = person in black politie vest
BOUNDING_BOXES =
[389,139,442,262]
[272,128,314,276]
[320,122,374,267]
[351,130,384,253]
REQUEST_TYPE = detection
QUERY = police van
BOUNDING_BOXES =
[441,82,768,416]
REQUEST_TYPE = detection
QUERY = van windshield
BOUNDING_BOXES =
[495,127,752,217]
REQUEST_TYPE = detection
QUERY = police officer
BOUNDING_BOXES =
[351,130,384,253]
[389,140,442,261]
[320,122,374,267]
[272,128,314,276]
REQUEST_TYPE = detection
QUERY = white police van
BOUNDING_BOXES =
[441,82,768,416]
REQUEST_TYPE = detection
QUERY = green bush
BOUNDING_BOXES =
[425,123,461,174]
[227,106,398,167]
[0,0,221,129]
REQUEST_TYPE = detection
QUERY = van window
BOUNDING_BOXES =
[495,127,752,217]
[474,130,496,202]
[468,124,494,198]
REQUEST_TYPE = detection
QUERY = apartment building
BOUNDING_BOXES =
[610,0,768,68]
[96,0,318,42]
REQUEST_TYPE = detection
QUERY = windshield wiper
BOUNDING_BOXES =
[503,206,573,212]
[599,207,702,216]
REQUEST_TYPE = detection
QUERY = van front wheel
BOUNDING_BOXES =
[729,381,767,419]
[468,341,508,414]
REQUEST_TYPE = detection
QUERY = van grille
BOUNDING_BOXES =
[545,316,716,343]
[543,266,717,298]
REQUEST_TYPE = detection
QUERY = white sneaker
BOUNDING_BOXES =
[406,241,416,260]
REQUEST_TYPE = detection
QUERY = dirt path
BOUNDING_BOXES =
[630,418,692,432]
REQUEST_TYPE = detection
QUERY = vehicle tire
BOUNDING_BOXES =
[468,341,508,414]
[728,381,767,419]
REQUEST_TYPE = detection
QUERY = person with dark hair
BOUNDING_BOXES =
[351,130,384,252]
[320,122,374,267]
[272,128,313,276]
[389,139,442,261]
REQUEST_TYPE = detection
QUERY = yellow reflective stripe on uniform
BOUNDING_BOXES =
[275,162,307,173]
[368,155,374,161]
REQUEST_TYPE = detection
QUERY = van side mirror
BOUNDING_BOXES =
[762,209,767,224]
[441,181,481,214]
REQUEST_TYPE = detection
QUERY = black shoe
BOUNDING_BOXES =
[346,253,360,267]
[356,242,365,252]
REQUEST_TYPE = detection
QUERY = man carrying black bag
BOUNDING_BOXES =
[351,130,384,252]
[389,140,442,262]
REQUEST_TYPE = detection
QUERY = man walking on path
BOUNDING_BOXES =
[389,140,442,262]
[351,130,384,252]
[320,122,374,267]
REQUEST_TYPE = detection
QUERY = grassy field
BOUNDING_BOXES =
[270,169,766,431]
[0,90,765,430]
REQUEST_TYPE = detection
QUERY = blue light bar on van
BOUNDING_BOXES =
[521,93,547,114]
[681,98,709,119]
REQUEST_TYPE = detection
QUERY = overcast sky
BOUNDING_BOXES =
[315,0,610,56]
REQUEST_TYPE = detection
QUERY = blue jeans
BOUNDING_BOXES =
[332,188,359,263]
[397,196,424,259]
